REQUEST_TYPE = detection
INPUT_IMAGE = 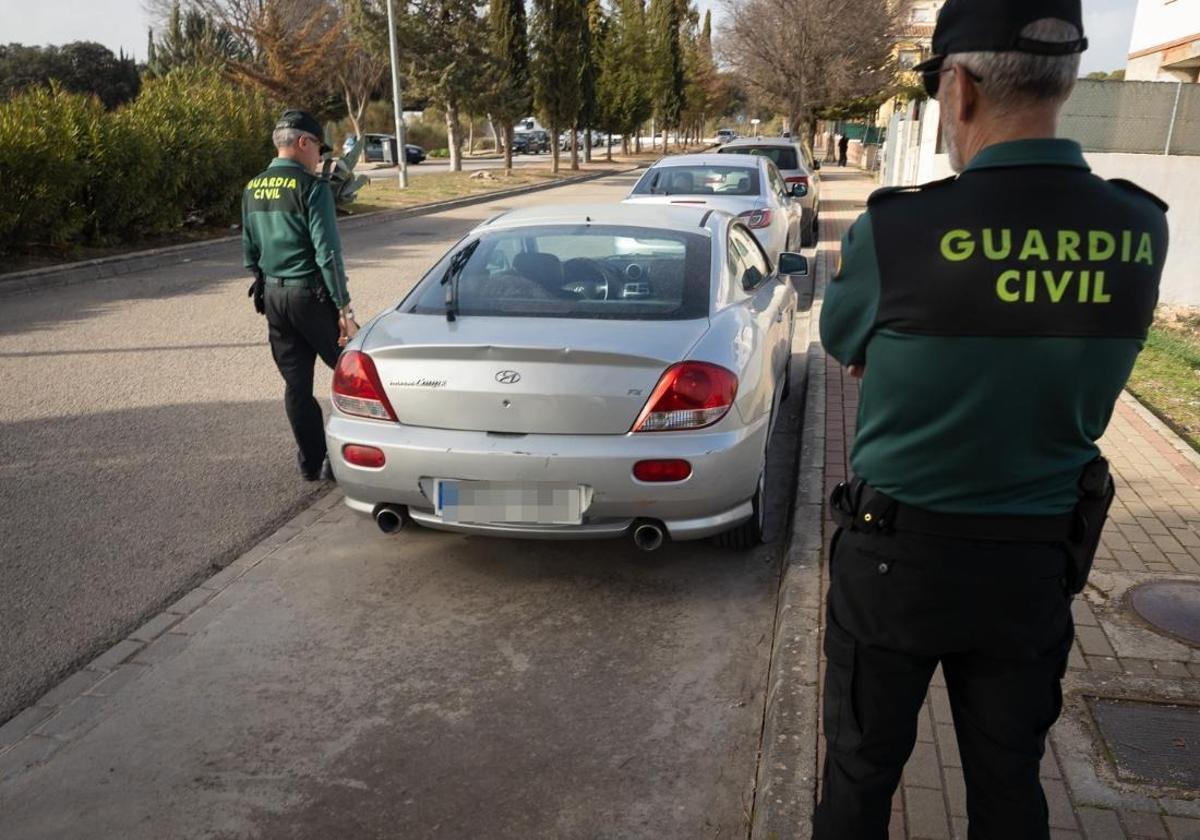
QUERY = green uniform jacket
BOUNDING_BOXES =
[241,158,350,307]
[820,139,1168,516]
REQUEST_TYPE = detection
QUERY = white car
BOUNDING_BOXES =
[622,154,808,265]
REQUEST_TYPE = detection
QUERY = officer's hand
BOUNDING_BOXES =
[338,309,360,348]
[848,365,865,379]
[247,271,265,316]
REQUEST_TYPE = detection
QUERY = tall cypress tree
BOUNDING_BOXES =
[649,0,685,146]
[488,0,533,172]
[531,0,584,173]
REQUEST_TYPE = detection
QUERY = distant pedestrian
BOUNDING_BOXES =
[243,110,358,482]
[837,134,850,167]
[816,0,1167,838]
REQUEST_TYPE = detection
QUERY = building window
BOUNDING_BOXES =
[898,49,923,69]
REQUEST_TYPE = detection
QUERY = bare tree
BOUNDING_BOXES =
[719,0,898,138]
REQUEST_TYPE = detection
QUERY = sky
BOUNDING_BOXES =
[1,0,1140,75]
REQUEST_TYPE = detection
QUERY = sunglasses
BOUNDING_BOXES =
[921,61,984,98]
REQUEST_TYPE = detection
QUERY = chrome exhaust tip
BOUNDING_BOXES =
[374,504,407,535]
[632,521,666,552]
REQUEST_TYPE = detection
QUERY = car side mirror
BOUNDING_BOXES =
[791,182,809,198]
[741,265,765,291]
[778,252,809,276]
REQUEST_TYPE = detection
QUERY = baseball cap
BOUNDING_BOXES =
[914,0,1088,96]
[275,110,332,154]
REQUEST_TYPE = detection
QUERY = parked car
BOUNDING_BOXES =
[326,204,804,549]
[716,128,736,144]
[623,154,809,262]
[343,133,425,165]
[514,129,549,154]
[717,138,820,246]
[558,130,608,151]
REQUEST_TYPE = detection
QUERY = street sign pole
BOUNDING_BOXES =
[386,0,409,189]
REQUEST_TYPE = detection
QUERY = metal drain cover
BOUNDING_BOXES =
[1129,581,1200,647]
[1089,698,1200,788]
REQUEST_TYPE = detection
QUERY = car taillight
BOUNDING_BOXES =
[738,208,773,229]
[342,444,386,468]
[332,350,397,422]
[785,175,810,188]
[632,362,738,433]
[633,459,693,482]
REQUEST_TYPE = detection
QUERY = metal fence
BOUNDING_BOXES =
[1060,79,1200,156]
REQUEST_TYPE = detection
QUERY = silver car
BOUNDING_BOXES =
[326,204,804,550]
[623,154,809,264]
[717,139,821,246]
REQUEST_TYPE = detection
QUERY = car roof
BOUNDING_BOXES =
[648,153,766,169]
[473,203,727,235]
[721,138,796,149]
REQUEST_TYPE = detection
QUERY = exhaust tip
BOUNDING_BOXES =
[374,504,406,535]
[632,521,666,552]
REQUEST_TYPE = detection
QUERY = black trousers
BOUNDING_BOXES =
[264,283,341,475]
[814,528,1074,840]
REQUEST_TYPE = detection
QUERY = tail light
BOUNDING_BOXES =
[343,444,386,468]
[332,350,397,422]
[738,208,773,229]
[634,459,693,482]
[632,362,738,433]
[785,175,810,188]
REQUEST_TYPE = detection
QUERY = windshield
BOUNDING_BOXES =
[720,145,798,170]
[401,225,711,320]
[632,165,760,197]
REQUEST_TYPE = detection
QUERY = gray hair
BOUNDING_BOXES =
[272,127,305,149]
[945,18,1082,109]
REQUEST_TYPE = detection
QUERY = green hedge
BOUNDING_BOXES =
[0,68,275,255]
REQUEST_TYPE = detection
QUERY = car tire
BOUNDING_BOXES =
[713,469,766,550]
[781,355,792,401]
[800,215,816,248]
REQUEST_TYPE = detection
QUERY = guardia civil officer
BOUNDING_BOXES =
[816,1,1168,838]
[244,110,358,482]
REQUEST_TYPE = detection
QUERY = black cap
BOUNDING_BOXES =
[914,0,1088,75]
[275,109,331,154]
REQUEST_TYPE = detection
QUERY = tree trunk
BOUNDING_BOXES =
[570,129,579,171]
[446,104,463,172]
[650,117,656,151]
[607,132,613,162]
[503,122,513,174]
[551,124,560,173]
[584,127,592,164]
[467,117,475,155]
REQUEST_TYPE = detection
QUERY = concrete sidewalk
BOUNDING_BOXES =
[816,170,1200,840]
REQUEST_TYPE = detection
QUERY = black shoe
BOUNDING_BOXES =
[298,451,323,482]
[319,458,335,482]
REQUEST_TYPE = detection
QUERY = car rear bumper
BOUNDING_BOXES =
[326,414,769,541]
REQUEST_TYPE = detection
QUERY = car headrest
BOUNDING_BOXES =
[512,252,564,291]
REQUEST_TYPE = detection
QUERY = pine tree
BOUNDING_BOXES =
[488,0,533,172]
[648,0,686,148]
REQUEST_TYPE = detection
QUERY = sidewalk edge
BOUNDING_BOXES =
[0,168,635,298]
[1119,390,1200,470]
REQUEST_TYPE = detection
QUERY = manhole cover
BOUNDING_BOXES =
[1089,698,1200,788]
[1129,581,1200,646]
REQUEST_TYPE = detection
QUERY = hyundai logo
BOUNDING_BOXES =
[495,370,522,384]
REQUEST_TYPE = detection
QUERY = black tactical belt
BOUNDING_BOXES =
[830,479,1077,543]
[265,276,319,288]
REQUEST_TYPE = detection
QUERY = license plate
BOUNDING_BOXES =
[434,480,585,526]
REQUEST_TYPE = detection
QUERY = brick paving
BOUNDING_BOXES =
[814,169,1200,840]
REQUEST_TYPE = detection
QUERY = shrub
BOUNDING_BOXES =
[429,148,450,158]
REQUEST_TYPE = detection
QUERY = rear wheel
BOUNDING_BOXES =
[800,212,816,247]
[713,469,765,549]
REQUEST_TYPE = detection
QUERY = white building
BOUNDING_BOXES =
[1125,0,1200,82]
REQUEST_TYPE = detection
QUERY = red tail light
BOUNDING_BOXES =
[332,351,397,422]
[785,175,810,188]
[342,444,386,468]
[738,208,773,229]
[632,362,738,433]
[633,459,693,482]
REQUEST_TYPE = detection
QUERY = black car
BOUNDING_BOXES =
[344,133,425,165]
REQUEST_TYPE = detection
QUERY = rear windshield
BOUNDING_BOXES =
[631,165,760,197]
[719,145,798,170]
[401,225,711,320]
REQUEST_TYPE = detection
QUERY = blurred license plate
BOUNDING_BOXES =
[435,480,584,525]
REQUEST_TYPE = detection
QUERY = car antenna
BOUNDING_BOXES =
[441,239,480,323]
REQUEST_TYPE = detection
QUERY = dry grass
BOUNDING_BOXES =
[1127,307,1200,450]
[346,169,572,213]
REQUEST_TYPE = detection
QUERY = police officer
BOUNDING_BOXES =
[816,1,1168,838]
[244,110,358,482]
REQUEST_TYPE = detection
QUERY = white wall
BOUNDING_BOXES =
[1128,0,1200,56]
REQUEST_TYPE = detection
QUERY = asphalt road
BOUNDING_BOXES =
[0,172,646,724]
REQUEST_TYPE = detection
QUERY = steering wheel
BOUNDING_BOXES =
[562,258,612,300]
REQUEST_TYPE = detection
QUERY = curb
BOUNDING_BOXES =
[0,490,344,773]
[0,167,637,298]
[1119,390,1200,469]
[751,282,829,839]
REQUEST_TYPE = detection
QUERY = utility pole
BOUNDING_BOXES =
[386,0,409,188]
